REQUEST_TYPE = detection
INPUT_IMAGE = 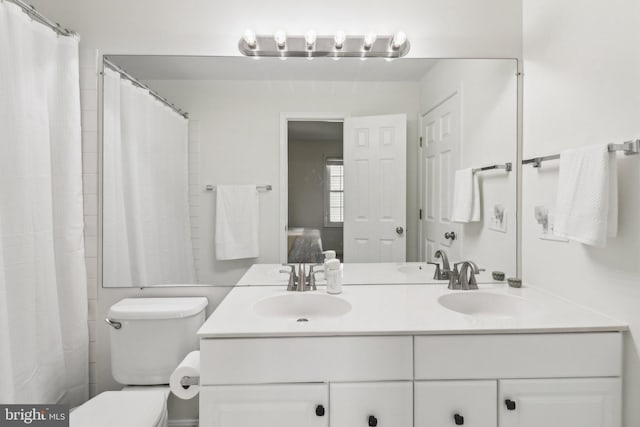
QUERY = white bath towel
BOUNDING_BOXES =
[554,144,618,247]
[451,168,481,223]
[215,185,260,260]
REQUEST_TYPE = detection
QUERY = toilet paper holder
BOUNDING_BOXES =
[180,376,199,387]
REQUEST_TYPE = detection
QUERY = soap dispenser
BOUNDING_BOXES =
[321,250,336,279]
[325,258,342,294]
[322,250,336,264]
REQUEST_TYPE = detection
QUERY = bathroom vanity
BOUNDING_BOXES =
[197,284,626,427]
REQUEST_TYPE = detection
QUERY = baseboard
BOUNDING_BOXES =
[168,419,198,427]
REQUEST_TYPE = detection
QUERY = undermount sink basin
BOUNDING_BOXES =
[254,293,352,319]
[438,292,543,319]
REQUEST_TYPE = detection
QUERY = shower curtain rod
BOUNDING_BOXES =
[103,58,189,119]
[6,0,75,36]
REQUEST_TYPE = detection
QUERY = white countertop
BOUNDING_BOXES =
[236,263,501,286]
[198,283,627,338]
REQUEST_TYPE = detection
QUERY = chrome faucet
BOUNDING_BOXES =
[448,260,482,290]
[281,263,322,291]
[280,264,297,291]
[308,264,323,291]
[459,261,480,290]
[428,249,451,280]
[448,262,462,290]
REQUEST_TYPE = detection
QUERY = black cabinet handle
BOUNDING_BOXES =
[454,413,464,425]
[368,415,378,426]
[315,405,325,417]
[505,399,517,411]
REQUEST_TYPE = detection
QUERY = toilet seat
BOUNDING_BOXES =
[70,390,168,427]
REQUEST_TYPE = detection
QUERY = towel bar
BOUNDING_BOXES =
[205,184,272,191]
[472,162,512,173]
[523,139,640,168]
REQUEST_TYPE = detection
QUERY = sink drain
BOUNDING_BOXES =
[297,318,309,323]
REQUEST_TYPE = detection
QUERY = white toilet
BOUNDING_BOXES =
[71,297,208,427]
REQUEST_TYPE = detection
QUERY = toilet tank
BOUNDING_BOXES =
[107,297,208,385]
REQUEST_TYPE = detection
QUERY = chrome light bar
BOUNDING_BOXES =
[238,32,410,59]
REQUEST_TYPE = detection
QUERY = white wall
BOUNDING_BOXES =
[29,0,522,58]
[419,60,518,276]
[146,79,421,285]
[522,1,640,425]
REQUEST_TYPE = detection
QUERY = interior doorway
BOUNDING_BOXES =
[280,112,407,264]
[287,120,344,263]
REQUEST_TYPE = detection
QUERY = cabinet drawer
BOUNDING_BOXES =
[415,333,622,380]
[199,384,328,427]
[201,336,413,385]
[415,380,497,427]
[499,378,621,427]
[330,382,412,427]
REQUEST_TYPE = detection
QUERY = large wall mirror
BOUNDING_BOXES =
[100,56,518,287]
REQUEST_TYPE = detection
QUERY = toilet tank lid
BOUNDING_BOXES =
[108,297,208,320]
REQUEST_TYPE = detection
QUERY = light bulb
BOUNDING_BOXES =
[363,32,377,50]
[305,30,317,48]
[391,31,407,49]
[274,30,287,49]
[243,29,257,49]
[334,31,346,49]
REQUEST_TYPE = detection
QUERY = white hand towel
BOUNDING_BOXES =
[215,185,260,260]
[554,144,618,247]
[451,168,481,223]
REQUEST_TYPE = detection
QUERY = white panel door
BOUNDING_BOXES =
[344,114,407,262]
[200,384,329,427]
[499,378,621,427]
[420,92,461,262]
[330,382,413,427]
[415,380,497,427]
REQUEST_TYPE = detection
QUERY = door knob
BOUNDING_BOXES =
[368,415,378,426]
[444,231,456,241]
[315,405,325,416]
[505,399,516,411]
[396,226,404,235]
[454,413,464,425]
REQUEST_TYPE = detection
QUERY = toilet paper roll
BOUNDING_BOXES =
[169,351,200,400]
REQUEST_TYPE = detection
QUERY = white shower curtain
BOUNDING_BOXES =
[103,68,195,287]
[0,2,88,406]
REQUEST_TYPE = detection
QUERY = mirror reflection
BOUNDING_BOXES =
[101,56,517,287]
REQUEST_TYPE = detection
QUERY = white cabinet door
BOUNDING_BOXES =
[499,378,621,427]
[419,92,462,262]
[199,384,329,427]
[415,380,497,427]
[330,382,412,427]
[344,114,407,262]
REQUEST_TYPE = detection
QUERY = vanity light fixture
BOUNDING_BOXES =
[243,29,257,49]
[238,31,410,58]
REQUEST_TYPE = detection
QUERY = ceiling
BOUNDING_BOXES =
[106,55,439,82]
